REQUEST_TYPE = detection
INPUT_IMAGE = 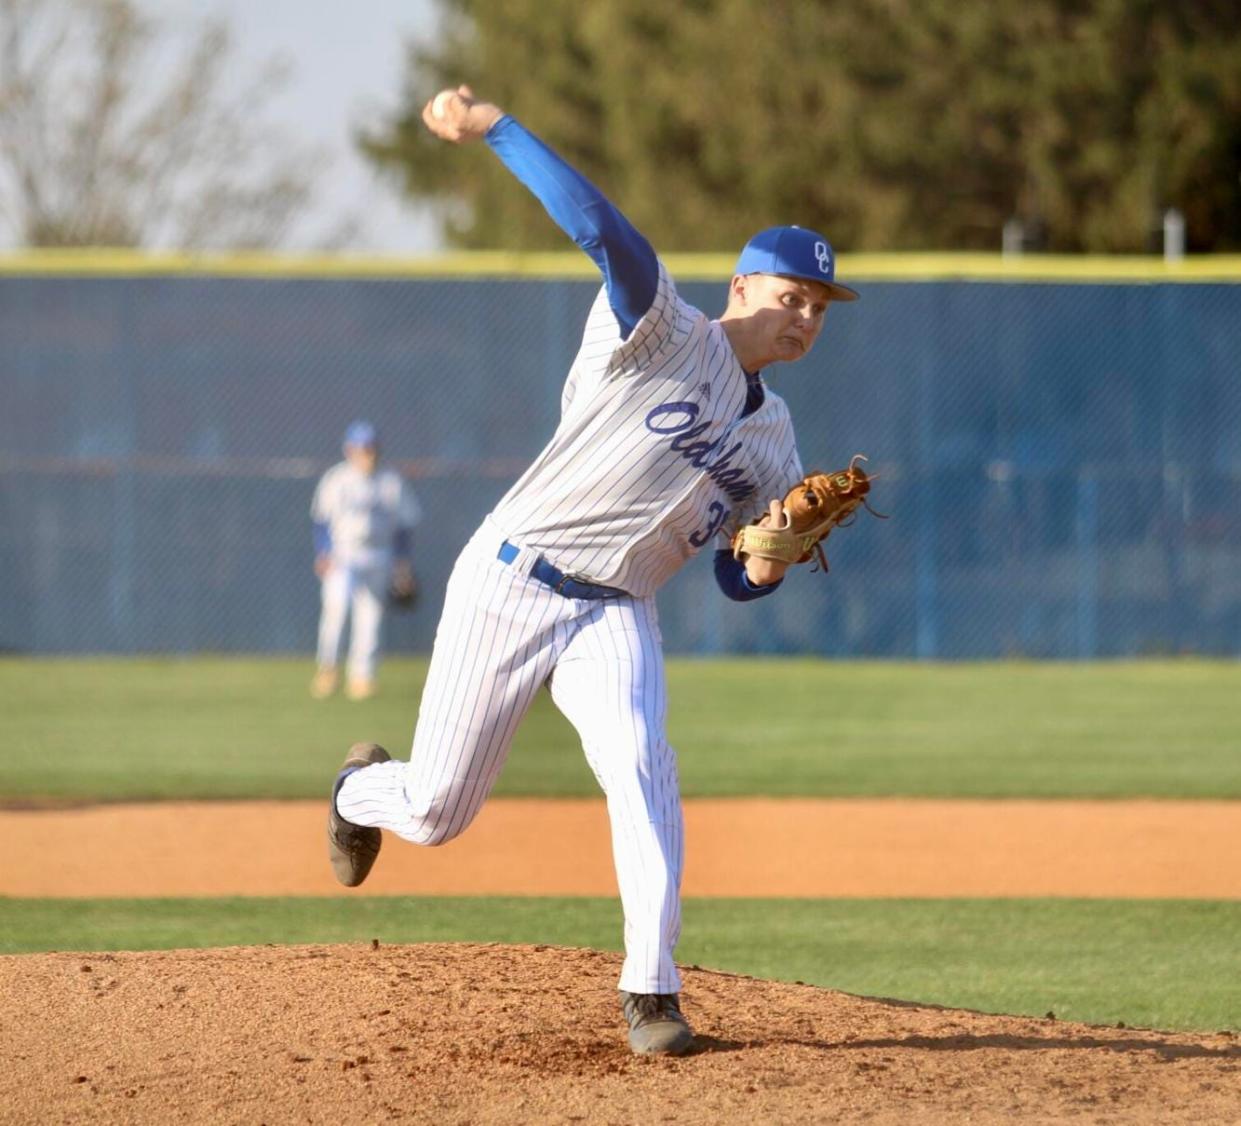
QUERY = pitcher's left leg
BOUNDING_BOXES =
[334,531,573,849]
[548,596,684,996]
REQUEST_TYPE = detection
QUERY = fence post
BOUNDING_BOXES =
[915,349,939,659]
[109,284,139,654]
[1074,470,1099,658]
[1163,209,1185,262]
[1163,462,1188,652]
[1002,218,1025,258]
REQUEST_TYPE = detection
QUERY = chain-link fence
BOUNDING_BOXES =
[2,260,1238,657]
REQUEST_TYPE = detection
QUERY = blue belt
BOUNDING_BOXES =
[497,541,626,600]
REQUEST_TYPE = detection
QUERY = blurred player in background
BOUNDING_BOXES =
[310,420,421,701]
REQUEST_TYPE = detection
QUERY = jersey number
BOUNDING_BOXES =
[689,501,727,548]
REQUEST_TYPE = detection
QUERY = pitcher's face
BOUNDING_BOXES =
[733,273,832,364]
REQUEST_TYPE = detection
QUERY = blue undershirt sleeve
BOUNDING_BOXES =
[713,549,783,602]
[392,527,413,562]
[313,520,331,557]
[486,115,658,338]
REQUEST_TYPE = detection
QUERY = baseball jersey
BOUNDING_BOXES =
[311,463,421,568]
[491,262,804,597]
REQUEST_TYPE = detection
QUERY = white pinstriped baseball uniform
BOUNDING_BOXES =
[312,456,421,684]
[493,267,804,592]
[334,112,854,997]
[338,263,801,993]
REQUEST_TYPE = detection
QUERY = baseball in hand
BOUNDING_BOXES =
[431,90,455,119]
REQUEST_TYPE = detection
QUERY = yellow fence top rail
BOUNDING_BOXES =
[3,248,1241,283]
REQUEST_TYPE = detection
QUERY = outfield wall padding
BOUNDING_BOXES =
[2,256,1238,657]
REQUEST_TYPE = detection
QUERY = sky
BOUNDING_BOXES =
[150,0,444,254]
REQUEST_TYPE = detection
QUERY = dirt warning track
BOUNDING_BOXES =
[4,798,1239,898]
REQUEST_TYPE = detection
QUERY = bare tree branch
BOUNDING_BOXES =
[0,0,323,249]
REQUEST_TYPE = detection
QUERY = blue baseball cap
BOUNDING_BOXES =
[343,420,378,448]
[735,226,859,302]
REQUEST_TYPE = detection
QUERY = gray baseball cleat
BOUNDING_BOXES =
[620,991,695,1056]
[327,742,390,887]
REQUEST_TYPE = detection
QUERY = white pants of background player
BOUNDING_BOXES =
[316,560,390,684]
[337,519,684,994]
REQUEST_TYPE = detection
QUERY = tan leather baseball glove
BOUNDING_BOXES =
[731,455,882,572]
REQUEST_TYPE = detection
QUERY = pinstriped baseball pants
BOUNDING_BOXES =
[336,520,685,994]
[315,559,389,683]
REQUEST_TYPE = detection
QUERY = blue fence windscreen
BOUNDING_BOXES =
[1,270,1238,657]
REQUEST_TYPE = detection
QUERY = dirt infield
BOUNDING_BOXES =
[6,800,1241,1123]
[4,797,1240,898]
[2,943,1238,1125]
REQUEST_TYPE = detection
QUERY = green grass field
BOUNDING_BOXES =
[2,897,1237,1033]
[2,655,1238,1033]
[1,656,1237,800]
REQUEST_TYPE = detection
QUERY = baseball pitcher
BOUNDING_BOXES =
[327,86,863,1055]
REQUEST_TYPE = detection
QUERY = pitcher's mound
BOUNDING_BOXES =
[2,942,1237,1124]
